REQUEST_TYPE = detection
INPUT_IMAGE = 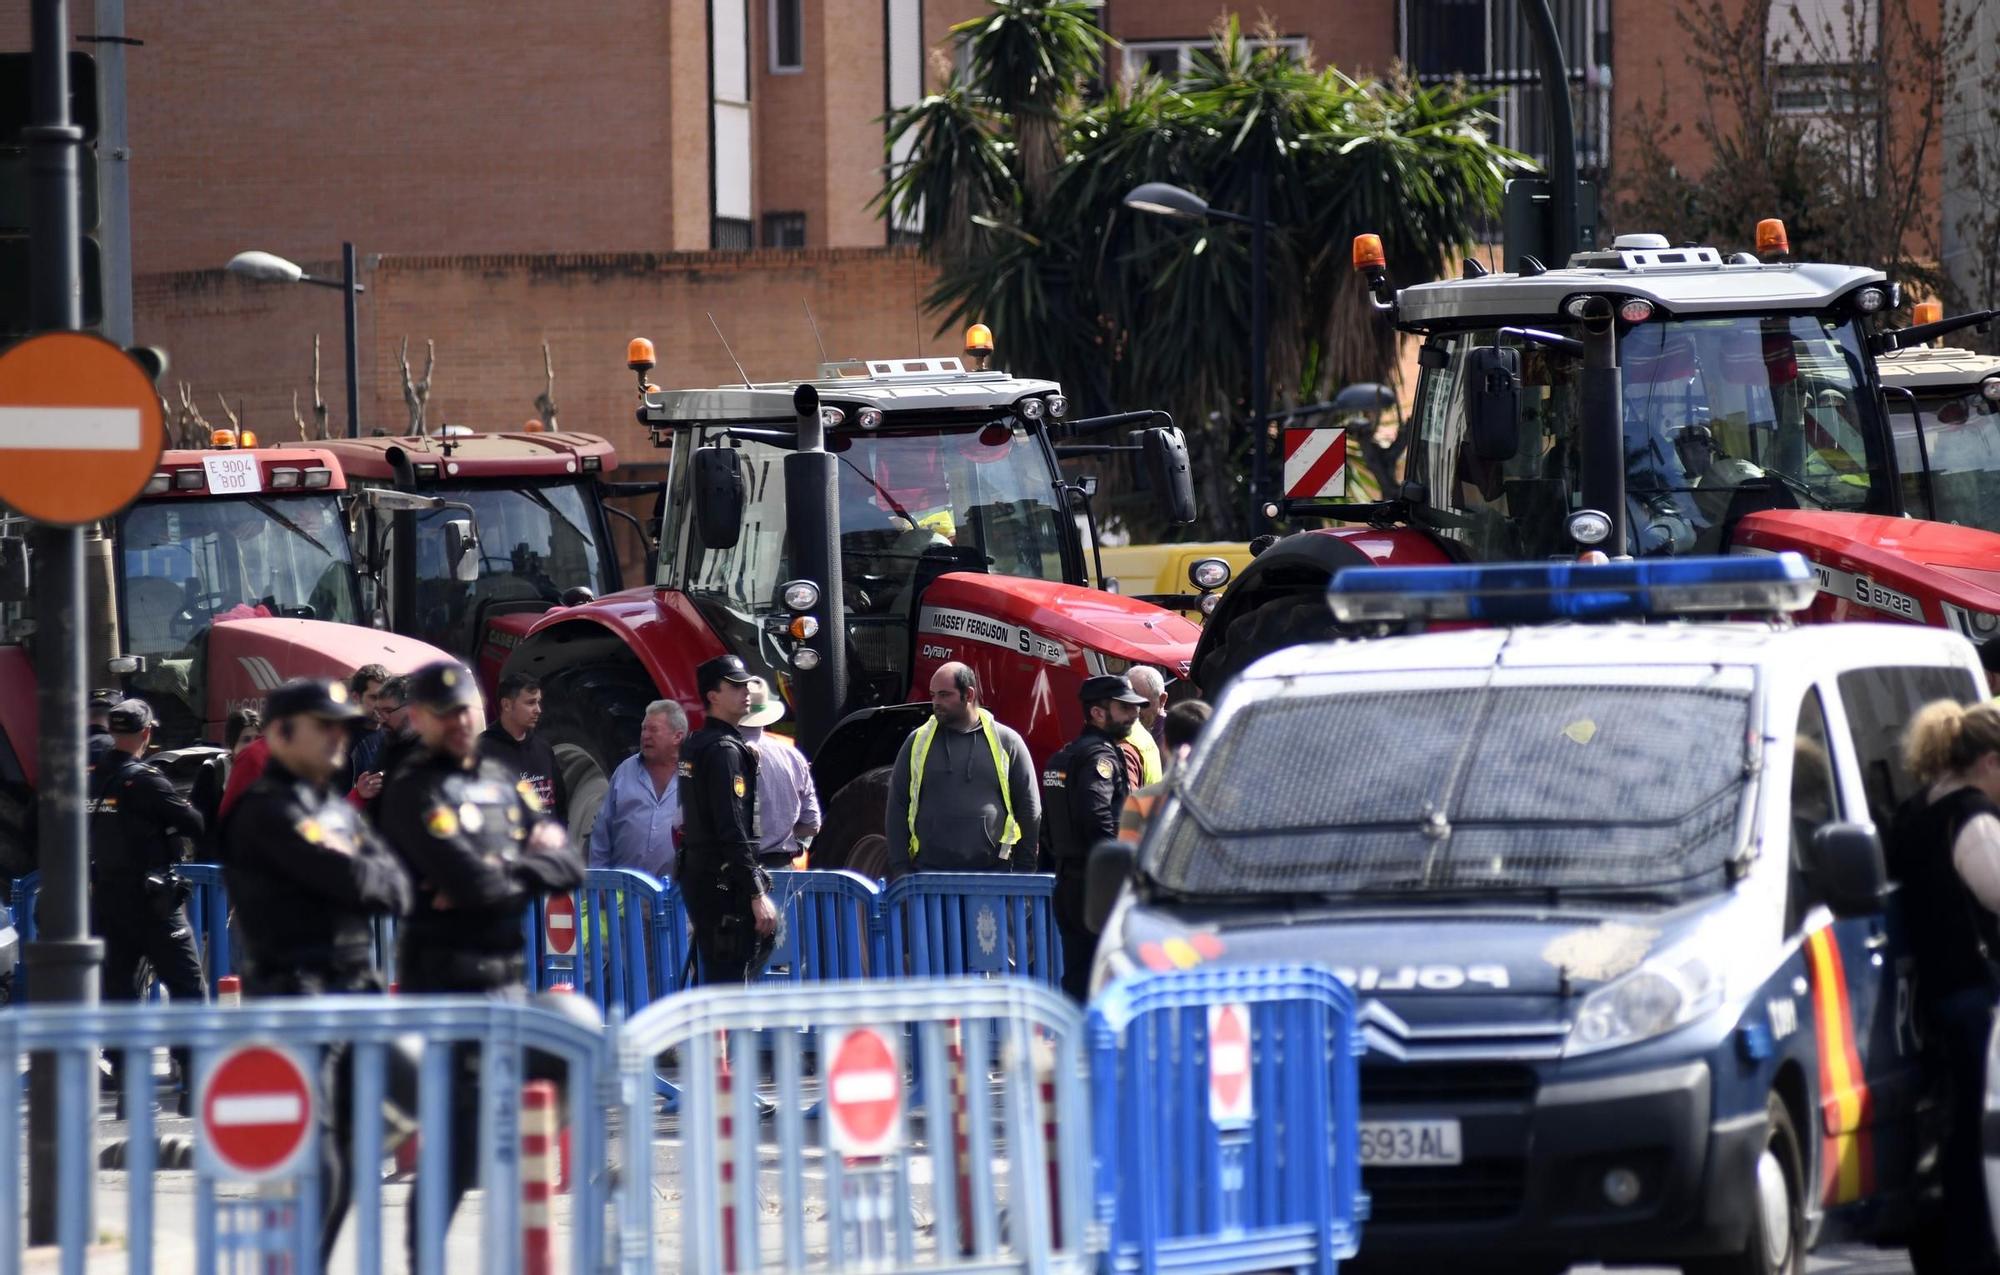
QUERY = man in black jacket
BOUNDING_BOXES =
[1042,675,1145,1000]
[221,677,411,1263]
[678,655,779,984]
[380,660,584,1257]
[477,672,568,824]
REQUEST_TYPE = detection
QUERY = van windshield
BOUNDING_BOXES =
[1149,682,1754,902]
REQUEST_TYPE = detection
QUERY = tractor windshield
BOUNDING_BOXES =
[1408,313,1890,559]
[401,480,611,654]
[678,420,1071,704]
[1892,388,2000,530]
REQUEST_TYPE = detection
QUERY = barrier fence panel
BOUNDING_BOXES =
[177,864,232,989]
[574,868,686,1017]
[761,869,881,984]
[614,978,1095,1275]
[880,873,1061,986]
[0,996,612,1275]
[1087,965,1366,1275]
[7,873,33,1001]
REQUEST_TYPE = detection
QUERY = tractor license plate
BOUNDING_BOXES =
[1358,1119,1462,1167]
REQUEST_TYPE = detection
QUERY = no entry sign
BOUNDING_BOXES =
[199,1043,316,1180]
[1208,1003,1253,1128]
[545,892,578,956]
[826,1027,903,1157]
[0,331,166,525]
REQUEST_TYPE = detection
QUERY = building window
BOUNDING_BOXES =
[1399,0,1613,174]
[1120,36,1307,82]
[770,0,803,73]
[712,217,753,251]
[762,212,807,248]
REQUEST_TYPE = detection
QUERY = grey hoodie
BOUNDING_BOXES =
[884,716,1042,872]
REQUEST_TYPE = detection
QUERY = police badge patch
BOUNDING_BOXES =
[732,775,746,799]
[426,805,460,837]
[298,818,325,844]
[1094,755,1115,780]
[459,803,484,833]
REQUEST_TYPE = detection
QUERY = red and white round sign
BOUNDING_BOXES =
[826,1027,903,1157]
[545,893,578,956]
[1208,1003,1253,1127]
[200,1043,316,1180]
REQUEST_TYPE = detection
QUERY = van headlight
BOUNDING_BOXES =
[1564,944,1723,1057]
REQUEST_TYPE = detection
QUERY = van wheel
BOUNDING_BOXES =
[1685,1093,1805,1275]
[810,767,893,879]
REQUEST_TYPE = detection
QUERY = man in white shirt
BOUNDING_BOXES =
[586,700,687,880]
[738,678,821,867]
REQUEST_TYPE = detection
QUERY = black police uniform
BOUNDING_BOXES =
[1043,676,1143,1001]
[88,700,208,1094]
[219,677,413,1264]
[680,656,779,984]
[378,661,584,1255]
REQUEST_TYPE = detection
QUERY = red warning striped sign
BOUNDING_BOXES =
[1282,428,1347,500]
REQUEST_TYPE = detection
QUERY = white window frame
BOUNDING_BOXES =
[1119,36,1308,81]
[768,0,804,74]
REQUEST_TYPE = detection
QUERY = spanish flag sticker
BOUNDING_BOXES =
[425,805,460,838]
[732,775,746,799]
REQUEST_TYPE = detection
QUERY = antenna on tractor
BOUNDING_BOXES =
[707,312,752,388]
[803,299,831,367]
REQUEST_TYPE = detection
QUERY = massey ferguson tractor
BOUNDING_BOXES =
[499,342,1204,874]
[0,437,454,871]
[1875,327,2000,541]
[319,429,633,696]
[1194,220,2000,688]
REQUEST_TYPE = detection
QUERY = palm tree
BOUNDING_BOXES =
[880,11,1523,537]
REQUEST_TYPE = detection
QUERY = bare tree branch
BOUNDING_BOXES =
[311,334,330,440]
[534,341,559,432]
[399,336,435,437]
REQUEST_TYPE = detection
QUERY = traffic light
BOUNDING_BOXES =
[0,51,101,335]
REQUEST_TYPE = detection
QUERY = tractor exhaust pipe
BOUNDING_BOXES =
[1576,297,1627,557]
[785,384,847,755]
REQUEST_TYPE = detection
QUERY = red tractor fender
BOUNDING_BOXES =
[1734,510,2000,629]
[500,587,728,722]
[0,644,37,788]
[201,619,451,739]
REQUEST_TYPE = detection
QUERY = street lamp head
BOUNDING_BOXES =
[225,250,305,284]
[1123,182,1210,221]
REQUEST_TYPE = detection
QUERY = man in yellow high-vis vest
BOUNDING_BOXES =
[885,662,1041,873]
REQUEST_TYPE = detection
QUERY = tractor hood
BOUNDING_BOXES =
[918,573,1201,679]
[201,618,450,737]
[1734,510,2000,630]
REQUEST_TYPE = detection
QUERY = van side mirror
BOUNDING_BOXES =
[444,519,480,583]
[1085,837,1138,934]
[0,537,27,602]
[1465,346,1522,461]
[1140,427,1197,525]
[693,446,746,551]
[1802,822,1888,918]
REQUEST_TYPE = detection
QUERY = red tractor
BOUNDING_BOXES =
[318,429,633,697]
[0,437,451,868]
[1194,222,2000,688]
[500,342,1203,874]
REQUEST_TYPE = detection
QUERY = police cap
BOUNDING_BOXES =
[89,687,124,713]
[264,677,366,723]
[696,654,755,696]
[106,698,158,732]
[1079,674,1148,706]
[404,661,482,711]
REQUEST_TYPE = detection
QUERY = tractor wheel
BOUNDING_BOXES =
[809,766,895,880]
[536,659,659,852]
[1196,592,1339,693]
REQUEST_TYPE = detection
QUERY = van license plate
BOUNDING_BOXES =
[1358,1119,1462,1166]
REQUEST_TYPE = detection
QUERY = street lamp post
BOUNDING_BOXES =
[1124,179,1276,534]
[226,242,364,438]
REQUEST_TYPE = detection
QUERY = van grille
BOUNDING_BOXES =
[1361,1061,1538,1105]
[1364,1159,1527,1224]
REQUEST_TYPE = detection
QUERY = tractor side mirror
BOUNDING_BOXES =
[1802,822,1888,919]
[443,519,480,583]
[0,537,27,603]
[1140,427,1197,525]
[693,446,746,551]
[1465,346,1522,462]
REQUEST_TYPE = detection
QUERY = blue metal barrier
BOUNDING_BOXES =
[178,863,233,987]
[1088,965,1366,1275]
[0,996,613,1275]
[881,872,1062,986]
[761,869,882,983]
[8,872,34,1000]
[573,868,687,1017]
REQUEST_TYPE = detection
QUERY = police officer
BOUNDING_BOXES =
[1043,674,1146,1000]
[88,698,207,1101]
[379,660,584,1253]
[679,655,780,984]
[220,677,412,1264]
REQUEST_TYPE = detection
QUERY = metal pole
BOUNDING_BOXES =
[26,0,101,1246]
[93,0,133,346]
[1579,302,1627,557]
[1521,0,1578,262]
[785,384,847,755]
[1248,163,1271,535]
[343,241,361,438]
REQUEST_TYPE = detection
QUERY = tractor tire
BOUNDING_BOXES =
[809,766,895,880]
[536,659,659,853]
[1196,593,1340,693]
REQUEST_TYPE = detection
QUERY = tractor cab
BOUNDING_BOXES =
[1874,333,2000,533]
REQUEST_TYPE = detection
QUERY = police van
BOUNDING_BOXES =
[1093,554,1975,1274]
